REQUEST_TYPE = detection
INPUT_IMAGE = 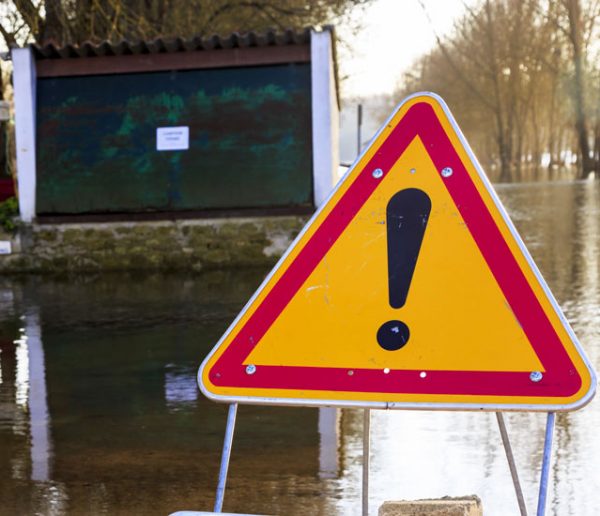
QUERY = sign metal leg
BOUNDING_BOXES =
[536,412,556,516]
[362,409,371,516]
[496,412,528,516]
[214,403,238,513]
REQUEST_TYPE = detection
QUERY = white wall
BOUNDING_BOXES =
[12,48,37,223]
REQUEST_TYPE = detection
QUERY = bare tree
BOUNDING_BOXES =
[0,0,371,47]
[562,0,598,176]
[396,0,600,181]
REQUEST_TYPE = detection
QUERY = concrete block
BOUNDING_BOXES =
[378,496,482,516]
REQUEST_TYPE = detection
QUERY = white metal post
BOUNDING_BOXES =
[536,412,556,516]
[362,409,370,516]
[12,47,37,223]
[311,29,339,207]
[214,403,238,513]
[496,412,527,516]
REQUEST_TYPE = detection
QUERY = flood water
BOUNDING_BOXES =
[0,180,599,516]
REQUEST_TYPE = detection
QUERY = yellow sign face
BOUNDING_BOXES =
[199,93,596,411]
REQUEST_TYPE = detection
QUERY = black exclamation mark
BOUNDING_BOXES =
[377,188,431,351]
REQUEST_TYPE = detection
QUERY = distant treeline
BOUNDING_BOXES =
[394,0,599,182]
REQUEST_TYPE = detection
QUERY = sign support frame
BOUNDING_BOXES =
[213,403,238,513]
[362,409,370,516]
[200,91,587,514]
[496,412,528,516]
[209,409,557,515]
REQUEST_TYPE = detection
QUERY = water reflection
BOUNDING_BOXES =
[318,408,341,479]
[25,310,52,482]
[0,286,68,515]
[0,181,598,515]
[164,364,198,412]
[14,329,29,408]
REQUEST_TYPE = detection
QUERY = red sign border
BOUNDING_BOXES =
[206,100,582,400]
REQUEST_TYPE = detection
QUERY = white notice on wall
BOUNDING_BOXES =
[156,126,189,151]
[0,241,12,254]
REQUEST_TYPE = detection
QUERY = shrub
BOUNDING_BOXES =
[0,197,18,232]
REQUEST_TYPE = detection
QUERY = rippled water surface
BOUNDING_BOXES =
[0,181,599,515]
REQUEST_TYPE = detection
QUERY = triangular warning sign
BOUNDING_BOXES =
[199,93,596,411]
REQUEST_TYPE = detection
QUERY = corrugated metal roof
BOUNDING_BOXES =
[31,27,320,60]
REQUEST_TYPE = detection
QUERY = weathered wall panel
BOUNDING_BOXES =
[36,63,312,215]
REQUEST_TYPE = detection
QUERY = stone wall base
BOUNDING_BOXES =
[0,216,307,273]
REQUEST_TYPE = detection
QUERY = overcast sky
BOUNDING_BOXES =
[335,0,474,163]
[337,0,471,98]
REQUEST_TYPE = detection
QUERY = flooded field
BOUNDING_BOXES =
[0,180,599,515]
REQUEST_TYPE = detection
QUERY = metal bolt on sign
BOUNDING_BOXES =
[441,166,453,177]
[530,371,543,382]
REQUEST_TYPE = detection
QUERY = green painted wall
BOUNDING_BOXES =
[36,63,313,215]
